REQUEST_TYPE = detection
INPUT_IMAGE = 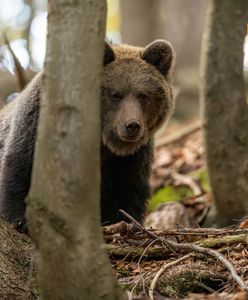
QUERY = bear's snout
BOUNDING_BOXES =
[125,120,141,137]
[117,119,144,143]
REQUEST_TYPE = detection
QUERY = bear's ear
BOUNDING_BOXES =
[141,40,175,77]
[104,42,115,65]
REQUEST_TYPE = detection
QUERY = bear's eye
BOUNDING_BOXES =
[138,92,149,102]
[112,92,122,102]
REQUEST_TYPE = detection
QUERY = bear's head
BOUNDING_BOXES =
[102,40,175,156]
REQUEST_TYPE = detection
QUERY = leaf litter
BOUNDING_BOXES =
[108,127,248,299]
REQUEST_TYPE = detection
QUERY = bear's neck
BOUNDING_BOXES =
[101,140,153,165]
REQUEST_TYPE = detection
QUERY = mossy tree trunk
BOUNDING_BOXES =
[26,0,125,299]
[200,0,248,226]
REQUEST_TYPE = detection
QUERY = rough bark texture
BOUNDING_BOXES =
[0,219,36,300]
[26,1,125,299]
[200,0,248,226]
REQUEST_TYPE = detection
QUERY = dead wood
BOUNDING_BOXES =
[148,253,192,300]
[2,33,27,90]
[0,216,247,299]
[130,292,248,300]
[104,222,248,243]
[107,244,171,259]
[118,210,248,292]
[196,234,248,248]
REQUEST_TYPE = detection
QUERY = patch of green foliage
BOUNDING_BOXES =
[148,169,210,212]
[190,169,210,192]
[148,185,193,212]
[198,170,210,192]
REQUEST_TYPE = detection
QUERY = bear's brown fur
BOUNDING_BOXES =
[0,40,175,230]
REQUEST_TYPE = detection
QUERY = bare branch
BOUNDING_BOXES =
[148,253,192,300]
[2,32,27,90]
[119,209,248,291]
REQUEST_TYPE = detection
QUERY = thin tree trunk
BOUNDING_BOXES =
[27,1,125,299]
[200,0,248,226]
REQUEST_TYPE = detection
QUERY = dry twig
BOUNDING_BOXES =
[119,209,248,292]
[1,32,27,90]
[148,253,192,300]
[104,222,248,241]
[131,239,159,298]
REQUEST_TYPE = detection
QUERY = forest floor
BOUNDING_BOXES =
[106,126,248,300]
[0,121,248,300]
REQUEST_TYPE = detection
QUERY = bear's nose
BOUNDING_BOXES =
[125,121,141,137]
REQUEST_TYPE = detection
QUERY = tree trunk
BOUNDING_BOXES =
[26,1,125,299]
[200,0,248,226]
[120,0,163,46]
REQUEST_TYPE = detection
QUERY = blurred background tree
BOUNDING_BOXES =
[200,0,248,226]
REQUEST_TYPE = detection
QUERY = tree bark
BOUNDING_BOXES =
[0,219,35,299]
[26,1,125,299]
[200,0,248,226]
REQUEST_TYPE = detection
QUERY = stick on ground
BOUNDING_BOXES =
[148,253,192,300]
[119,209,248,292]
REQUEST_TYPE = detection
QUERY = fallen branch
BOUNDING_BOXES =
[196,233,248,248]
[106,234,248,259]
[1,32,27,90]
[106,244,171,259]
[148,253,192,300]
[119,209,248,292]
[131,239,160,297]
[166,227,248,236]
[103,222,248,242]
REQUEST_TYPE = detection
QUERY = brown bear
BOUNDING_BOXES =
[0,40,175,230]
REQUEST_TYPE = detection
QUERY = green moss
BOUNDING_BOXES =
[156,269,226,297]
[148,169,210,212]
[157,271,203,298]
[148,186,193,212]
